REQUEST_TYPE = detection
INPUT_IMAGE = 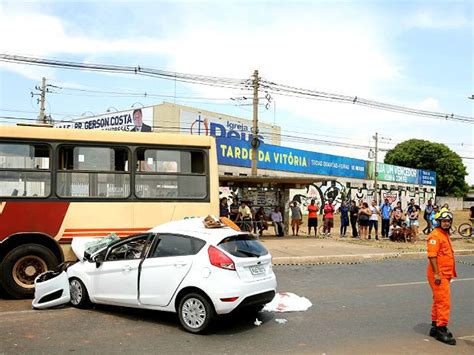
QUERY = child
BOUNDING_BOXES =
[389,220,402,242]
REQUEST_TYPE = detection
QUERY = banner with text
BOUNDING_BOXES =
[55,107,154,132]
[217,138,366,178]
[418,169,437,186]
[180,110,280,145]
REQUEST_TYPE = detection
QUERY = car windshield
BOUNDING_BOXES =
[218,234,268,258]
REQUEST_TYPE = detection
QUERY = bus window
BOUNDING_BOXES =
[135,149,207,199]
[57,145,130,198]
[0,143,51,197]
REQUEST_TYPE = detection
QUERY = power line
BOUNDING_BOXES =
[260,79,474,124]
[0,54,248,90]
[2,53,473,124]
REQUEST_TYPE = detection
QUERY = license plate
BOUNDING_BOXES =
[249,265,265,275]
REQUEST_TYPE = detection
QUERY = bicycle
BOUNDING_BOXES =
[458,220,473,238]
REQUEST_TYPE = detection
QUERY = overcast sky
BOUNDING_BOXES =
[0,0,472,183]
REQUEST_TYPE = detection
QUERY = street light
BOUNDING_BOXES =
[106,106,118,112]
[468,95,474,100]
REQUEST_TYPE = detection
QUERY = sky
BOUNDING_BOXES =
[0,0,473,183]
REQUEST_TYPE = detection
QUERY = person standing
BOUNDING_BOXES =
[409,205,420,243]
[379,198,393,239]
[307,199,319,237]
[219,197,229,218]
[426,209,457,345]
[358,202,372,239]
[322,199,335,237]
[338,201,350,237]
[423,199,434,234]
[392,201,404,226]
[349,200,359,238]
[290,201,303,236]
[271,206,284,237]
[368,200,380,240]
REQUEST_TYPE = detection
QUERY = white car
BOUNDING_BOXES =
[33,218,277,333]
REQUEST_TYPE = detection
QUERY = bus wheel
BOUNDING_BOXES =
[0,244,58,299]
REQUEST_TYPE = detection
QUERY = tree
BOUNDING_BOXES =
[384,139,469,197]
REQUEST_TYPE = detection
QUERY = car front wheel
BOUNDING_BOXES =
[178,293,215,333]
[69,277,90,309]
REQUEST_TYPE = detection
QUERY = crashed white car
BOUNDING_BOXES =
[33,218,277,333]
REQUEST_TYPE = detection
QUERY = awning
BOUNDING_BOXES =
[219,175,332,188]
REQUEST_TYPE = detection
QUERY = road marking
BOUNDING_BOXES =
[458,335,474,340]
[377,277,474,287]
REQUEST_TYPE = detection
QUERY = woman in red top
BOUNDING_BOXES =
[307,199,319,237]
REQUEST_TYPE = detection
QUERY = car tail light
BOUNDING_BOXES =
[220,297,239,302]
[208,246,235,271]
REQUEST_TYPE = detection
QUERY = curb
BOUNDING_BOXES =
[272,249,474,265]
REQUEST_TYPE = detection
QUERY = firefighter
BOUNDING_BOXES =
[426,209,457,345]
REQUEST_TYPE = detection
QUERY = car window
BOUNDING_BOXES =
[106,235,150,261]
[218,234,268,258]
[150,234,205,258]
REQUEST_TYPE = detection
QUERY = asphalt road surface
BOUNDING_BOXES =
[1,257,473,354]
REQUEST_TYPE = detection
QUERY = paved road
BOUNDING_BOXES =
[1,257,473,354]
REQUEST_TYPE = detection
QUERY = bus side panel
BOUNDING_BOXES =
[60,202,135,261]
[132,202,217,227]
[0,201,70,241]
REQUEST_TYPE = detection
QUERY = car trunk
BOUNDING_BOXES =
[217,234,272,282]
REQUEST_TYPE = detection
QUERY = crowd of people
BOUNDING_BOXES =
[219,196,445,241]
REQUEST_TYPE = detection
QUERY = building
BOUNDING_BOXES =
[55,102,437,227]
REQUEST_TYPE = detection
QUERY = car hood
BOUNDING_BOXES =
[71,237,101,260]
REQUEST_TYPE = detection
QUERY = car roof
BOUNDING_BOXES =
[148,217,247,243]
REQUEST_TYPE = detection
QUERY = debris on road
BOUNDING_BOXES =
[263,292,312,312]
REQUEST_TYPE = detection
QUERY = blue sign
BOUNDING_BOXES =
[418,169,436,186]
[216,138,367,179]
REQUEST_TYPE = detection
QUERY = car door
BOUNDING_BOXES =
[139,234,205,307]
[92,234,152,306]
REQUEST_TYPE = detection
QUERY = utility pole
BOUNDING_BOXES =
[373,132,379,203]
[38,77,47,123]
[251,70,259,176]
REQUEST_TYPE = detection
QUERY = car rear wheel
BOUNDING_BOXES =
[178,293,215,333]
[69,277,90,309]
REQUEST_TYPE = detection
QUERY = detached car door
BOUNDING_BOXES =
[139,234,205,307]
[92,234,152,306]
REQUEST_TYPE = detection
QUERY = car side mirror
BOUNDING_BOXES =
[94,255,104,268]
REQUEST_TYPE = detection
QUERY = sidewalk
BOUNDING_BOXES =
[260,235,474,265]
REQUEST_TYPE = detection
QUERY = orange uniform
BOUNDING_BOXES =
[427,228,457,327]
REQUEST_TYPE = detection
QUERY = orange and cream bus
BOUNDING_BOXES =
[0,125,219,298]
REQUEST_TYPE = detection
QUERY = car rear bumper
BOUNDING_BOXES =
[210,273,277,314]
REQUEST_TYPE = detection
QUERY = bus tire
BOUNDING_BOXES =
[0,244,58,299]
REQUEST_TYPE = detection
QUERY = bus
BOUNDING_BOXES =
[0,125,219,299]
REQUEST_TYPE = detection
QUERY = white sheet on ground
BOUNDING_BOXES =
[263,292,312,312]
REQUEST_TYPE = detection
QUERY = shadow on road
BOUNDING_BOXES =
[413,322,431,336]
[90,303,275,335]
